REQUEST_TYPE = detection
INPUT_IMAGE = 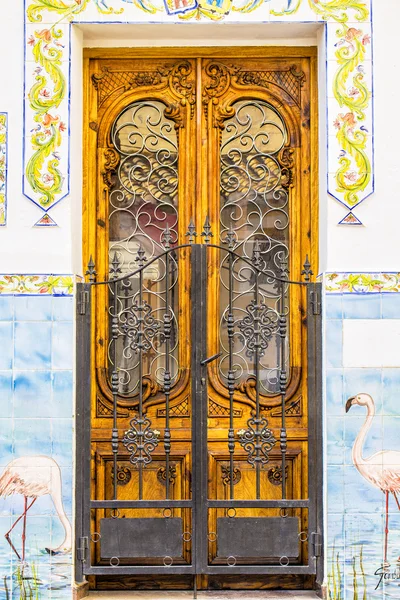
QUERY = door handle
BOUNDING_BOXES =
[200,352,222,366]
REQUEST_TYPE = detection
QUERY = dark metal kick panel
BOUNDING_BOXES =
[100,518,183,559]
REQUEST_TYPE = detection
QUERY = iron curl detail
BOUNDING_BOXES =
[218,99,291,397]
[106,99,180,397]
[238,416,276,467]
[237,299,278,358]
[122,415,160,467]
[121,300,162,356]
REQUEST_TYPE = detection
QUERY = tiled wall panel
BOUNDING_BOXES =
[326,287,400,600]
[0,293,73,599]
[1,275,400,599]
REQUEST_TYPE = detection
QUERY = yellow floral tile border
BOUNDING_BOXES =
[1,272,397,296]
[325,273,400,294]
[0,274,74,295]
[24,0,373,226]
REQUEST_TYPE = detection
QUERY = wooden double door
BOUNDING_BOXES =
[78,48,321,592]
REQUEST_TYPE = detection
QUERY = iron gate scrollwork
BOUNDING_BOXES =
[75,220,323,588]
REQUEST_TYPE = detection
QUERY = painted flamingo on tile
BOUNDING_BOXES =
[0,456,72,560]
[346,393,400,566]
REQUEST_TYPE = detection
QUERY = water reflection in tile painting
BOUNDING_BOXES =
[0,456,72,599]
[0,553,71,599]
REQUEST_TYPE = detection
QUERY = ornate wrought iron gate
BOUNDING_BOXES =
[75,224,323,590]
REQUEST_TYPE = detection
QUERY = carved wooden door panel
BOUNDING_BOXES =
[200,57,314,576]
[79,50,321,592]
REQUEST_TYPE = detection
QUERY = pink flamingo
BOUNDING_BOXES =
[346,394,400,566]
[0,456,72,561]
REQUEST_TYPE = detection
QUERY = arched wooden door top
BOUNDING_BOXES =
[84,51,316,417]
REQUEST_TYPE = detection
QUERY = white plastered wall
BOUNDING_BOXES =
[74,7,400,275]
[325,2,400,272]
[0,3,74,273]
[0,8,399,272]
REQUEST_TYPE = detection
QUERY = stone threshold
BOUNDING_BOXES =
[88,592,320,600]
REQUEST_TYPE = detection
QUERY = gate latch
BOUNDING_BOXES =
[200,352,222,366]
[311,532,322,558]
[77,536,89,562]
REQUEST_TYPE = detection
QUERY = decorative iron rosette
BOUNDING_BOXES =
[122,416,160,467]
[237,300,278,358]
[238,416,276,466]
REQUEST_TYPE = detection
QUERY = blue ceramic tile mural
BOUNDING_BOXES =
[0,322,13,369]
[0,371,12,419]
[343,369,383,415]
[14,296,53,322]
[52,297,73,322]
[381,293,400,319]
[327,512,345,548]
[325,294,344,320]
[0,419,13,467]
[343,513,386,600]
[382,369,400,415]
[0,296,13,321]
[0,293,73,599]
[14,371,53,418]
[326,319,343,368]
[326,287,400,599]
[343,465,384,514]
[13,417,52,457]
[326,368,344,416]
[383,416,400,454]
[52,323,73,370]
[327,465,345,513]
[326,417,346,466]
[342,294,381,320]
[344,414,383,467]
[52,371,74,419]
[15,321,52,370]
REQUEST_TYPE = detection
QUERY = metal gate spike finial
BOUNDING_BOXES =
[225,226,236,250]
[281,256,288,276]
[85,255,97,283]
[301,255,313,282]
[162,225,172,249]
[110,251,122,279]
[201,215,213,244]
[185,218,197,244]
[252,239,263,268]
[276,250,289,279]
[135,243,147,268]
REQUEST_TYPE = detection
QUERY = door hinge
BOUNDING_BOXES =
[310,289,321,315]
[78,290,89,315]
[311,532,322,557]
[77,536,89,562]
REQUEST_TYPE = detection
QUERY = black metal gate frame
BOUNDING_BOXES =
[75,242,323,584]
